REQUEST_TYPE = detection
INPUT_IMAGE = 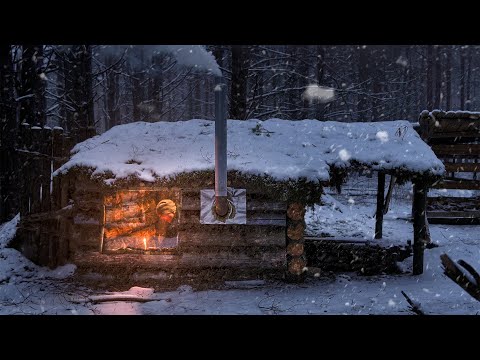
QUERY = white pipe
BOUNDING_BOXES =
[214,76,228,216]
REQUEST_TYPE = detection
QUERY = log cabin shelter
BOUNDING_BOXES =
[18,118,442,284]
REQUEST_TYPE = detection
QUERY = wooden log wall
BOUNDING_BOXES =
[72,185,287,278]
[14,124,77,267]
[285,202,306,281]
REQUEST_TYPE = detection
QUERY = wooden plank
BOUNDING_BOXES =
[427,132,480,140]
[427,211,480,218]
[178,226,285,247]
[181,195,285,212]
[180,209,286,226]
[427,217,480,225]
[304,236,369,244]
[444,163,480,172]
[431,144,480,156]
[431,180,480,190]
[427,196,480,204]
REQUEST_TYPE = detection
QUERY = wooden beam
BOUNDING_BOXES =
[444,163,480,173]
[431,179,480,190]
[427,210,480,218]
[375,172,385,239]
[431,144,480,156]
[412,181,427,275]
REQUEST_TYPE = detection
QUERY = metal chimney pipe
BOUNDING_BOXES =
[214,76,229,217]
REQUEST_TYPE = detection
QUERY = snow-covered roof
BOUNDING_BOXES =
[420,109,480,119]
[54,119,445,185]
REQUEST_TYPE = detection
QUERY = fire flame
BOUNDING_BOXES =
[143,237,147,250]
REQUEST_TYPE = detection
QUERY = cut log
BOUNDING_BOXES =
[288,257,307,275]
[287,222,305,241]
[286,203,306,221]
[440,254,480,302]
[287,242,304,256]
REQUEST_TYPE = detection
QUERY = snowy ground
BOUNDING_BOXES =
[1,180,480,315]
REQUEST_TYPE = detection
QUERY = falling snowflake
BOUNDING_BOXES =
[376,131,389,143]
[339,149,351,161]
[302,84,336,104]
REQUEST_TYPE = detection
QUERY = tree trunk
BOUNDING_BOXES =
[460,46,465,110]
[426,45,434,111]
[230,45,249,120]
[466,46,472,111]
[19,45,46,126]
[357,45,369,121]
[315,45,326,120]
[445,46,452,111]
[0,45,18,221]
[433,46,442,109]
[105,55,120,130]
[64,45,95,143]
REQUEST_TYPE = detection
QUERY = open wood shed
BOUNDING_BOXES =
[419,110,480,224]
[14,118,445,285]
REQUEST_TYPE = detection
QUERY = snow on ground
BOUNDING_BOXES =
[1,180,479,315]
[54,119,444,184]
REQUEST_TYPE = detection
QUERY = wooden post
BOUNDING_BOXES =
[375,171,385,239]
[286,202,306,282]
[412,180,427,275]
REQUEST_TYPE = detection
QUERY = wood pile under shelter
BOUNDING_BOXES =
[419,110,480,225]
[14,118,445,284]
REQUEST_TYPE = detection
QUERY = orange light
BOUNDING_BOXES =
[143,237,147,250]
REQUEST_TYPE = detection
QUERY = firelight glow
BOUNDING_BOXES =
[143,237,147,250]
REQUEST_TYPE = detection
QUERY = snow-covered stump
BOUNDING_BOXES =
[286,202,307,282]
[412,180,428,275]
